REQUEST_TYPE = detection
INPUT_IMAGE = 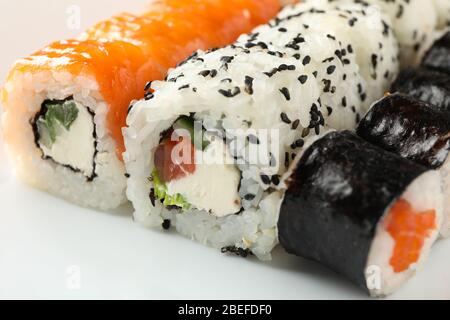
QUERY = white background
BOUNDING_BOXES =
[0,0,449,300]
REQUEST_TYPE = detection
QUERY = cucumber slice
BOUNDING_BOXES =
[173,116,210,150]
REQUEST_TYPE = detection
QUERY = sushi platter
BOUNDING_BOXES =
[1,0,450,300]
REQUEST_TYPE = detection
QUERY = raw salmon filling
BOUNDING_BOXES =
[386,199,437,273]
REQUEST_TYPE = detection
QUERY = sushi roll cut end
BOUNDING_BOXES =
[152,117,241,217]
[32,98,97,180]
[357,93,450,237]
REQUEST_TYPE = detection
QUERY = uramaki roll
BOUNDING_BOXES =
[1,0,281,209]
[123,3,372,260]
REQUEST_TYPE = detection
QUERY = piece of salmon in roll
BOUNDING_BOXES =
[123,3,376,260]
[278,130,443,297]
[0,0,282,210]
[357,93,450,237]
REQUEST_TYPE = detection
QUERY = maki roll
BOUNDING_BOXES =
[246,1,400,111]
[0,0,281,209]
[124,6,369,259]
[357,93,450,237]
[422,31,450,75]
[390,67,450,111]
[278,131,443,296]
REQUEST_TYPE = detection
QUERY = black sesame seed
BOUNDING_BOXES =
[271,175,280,186]
[298,75,308,84]
[162,219,171,230]
[302,128,310,138]
[221,56,234,64]
[294,139,304,148]
[281,112,291,124]
[322,79,331,93]
[261,174,271,185]
[371,54,378,69]
[327,106,333,116]
[327,65,336,75]
[244,76,254,95]
[218,87,241,98]
[199,70,210,77]
[302,55,311,65]
[292,119,300,130]
[279,87,291,101]
[264,68,278,77]
[244,194,256,201]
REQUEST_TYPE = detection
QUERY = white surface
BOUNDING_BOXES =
[1,0,450,300]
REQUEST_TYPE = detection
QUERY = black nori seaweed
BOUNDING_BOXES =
[357,93,450,169]
[391,67,450,111]
[422,31,450,75]
[278,131,428,292]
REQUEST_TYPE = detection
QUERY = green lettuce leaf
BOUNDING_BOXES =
[37,100,79,147]
[152,169,191,210]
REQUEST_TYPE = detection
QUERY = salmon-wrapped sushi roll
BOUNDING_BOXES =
[1,0,281,210]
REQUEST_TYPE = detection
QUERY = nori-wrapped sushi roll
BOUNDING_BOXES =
[422,31,450,75]
[357,93,450,237]
[278,131,443,296]
[390,67,450,111]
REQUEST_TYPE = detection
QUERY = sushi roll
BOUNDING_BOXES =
[0,0,281,210]
[391,67,450,111]
[357,93,450,237]
[299,0,438,67]
[422,31,450,75]
[241,2,399,112]
[278,130,443,296]
[125,45,323,260]
[124,10,368,259]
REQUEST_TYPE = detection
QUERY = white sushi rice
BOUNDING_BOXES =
[366,169,443,297]
[275,1,400,107]
[299,0,438,67]
[238,8,368,129]
[1,69,127,210]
